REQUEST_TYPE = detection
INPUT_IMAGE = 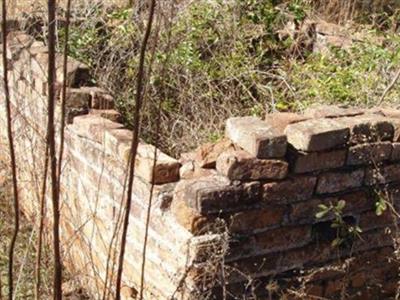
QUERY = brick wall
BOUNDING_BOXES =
[0,31,399,299]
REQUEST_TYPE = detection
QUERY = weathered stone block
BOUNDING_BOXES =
[228,205,286,233]
[392,143,400,161]
[78,86,114,109]
[104,128,180,184]
[365,163,400,186]
[170,198,211,234]
[358,210,393,231]
[179,160,218,180]
[90,109,122,123]
[262,175,317,204]
[216,149,288,181]
[173,176,260,214]
[316,169,365,194]
[72,114,121,143]
[135,143,181,184]
[347,142,393,166]
[264,112,308,132]
[289,149,347,173]
[225,116,287,158]
[304,105,364,119]
[338,115,394,144]
[228,226,312,259]
[285,118,349,152]
[65,88,91,108]
[290,191,372,224]
[193,138,235,168]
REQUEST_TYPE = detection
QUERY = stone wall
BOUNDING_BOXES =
[1,31,400,299]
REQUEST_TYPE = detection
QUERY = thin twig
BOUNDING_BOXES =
[379,67,400,105]
[115,1,157,299]
[57,0,71,183]
[34,144,49,300]
[2,2,20,300]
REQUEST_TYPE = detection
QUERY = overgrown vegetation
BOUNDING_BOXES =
[0,169,52,298]
[54,0,400,156]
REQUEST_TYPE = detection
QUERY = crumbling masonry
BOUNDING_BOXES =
[1,31,400,299]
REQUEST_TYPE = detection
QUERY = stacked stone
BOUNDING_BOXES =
[0,31,208,300]
[173,105,400,298]
[2,30,400,299]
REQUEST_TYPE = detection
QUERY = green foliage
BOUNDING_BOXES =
[280,32,400,110]
[315,200,362,248]
[374,190,388,216]
[61,1,400,155]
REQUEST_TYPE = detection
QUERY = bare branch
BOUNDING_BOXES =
[2,1,20,300]
[47,0,63,298]
[115,1,157,299]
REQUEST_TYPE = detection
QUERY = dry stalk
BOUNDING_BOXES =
[2,1,20,299]
[47,0,63,298]
[115,0,157,299]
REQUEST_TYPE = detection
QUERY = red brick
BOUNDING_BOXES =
[391,143,400,161]
[228,205,286,233]
[228,226,312,259]
[264,112,309,132]
[347,142,392,166]
[173,176,261,214]
[216,149,288,181]
[262,175,317,204]
[365,163,400,185]
[226,116,287,158]
[289,149,347,173]
[193,138,235,168]
[304,104,364,119]
[316,169,364,194]
[285,118,350,152]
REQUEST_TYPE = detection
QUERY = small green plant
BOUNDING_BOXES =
[316,200,362,248]
[374,190,388,216]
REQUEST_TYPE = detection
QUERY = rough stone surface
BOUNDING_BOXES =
[179,160,218,180]
[392,143,400,161]
[289,149,347,173]
[365,163,400,186]
[225,116,287,158]
[216,149,288,181]
[338,115,394,144]
[228,206,286,233]
[173,176,260,214]
[104,128,180,184]
[285,118,350,152]
[347,142,393,166]
[4,30,400,300]
[264,112,309,132]
[193,138,235,168]
[262,176,317,204]
[304,105,364,119]
[316,169,365,194]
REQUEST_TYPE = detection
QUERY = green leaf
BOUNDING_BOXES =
[315,211,328,219]
[336,200,346,211]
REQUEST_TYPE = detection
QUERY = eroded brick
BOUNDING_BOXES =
[216,149,288,181]
[226,116,287,158]
[365,163,400,186]
[285,118,349,152]
[347,142,392,166]
[264,112,309,132]
[289,149,347,173]
[262,175,317,204]
[316,169,365,194]
[173,176,261,214]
